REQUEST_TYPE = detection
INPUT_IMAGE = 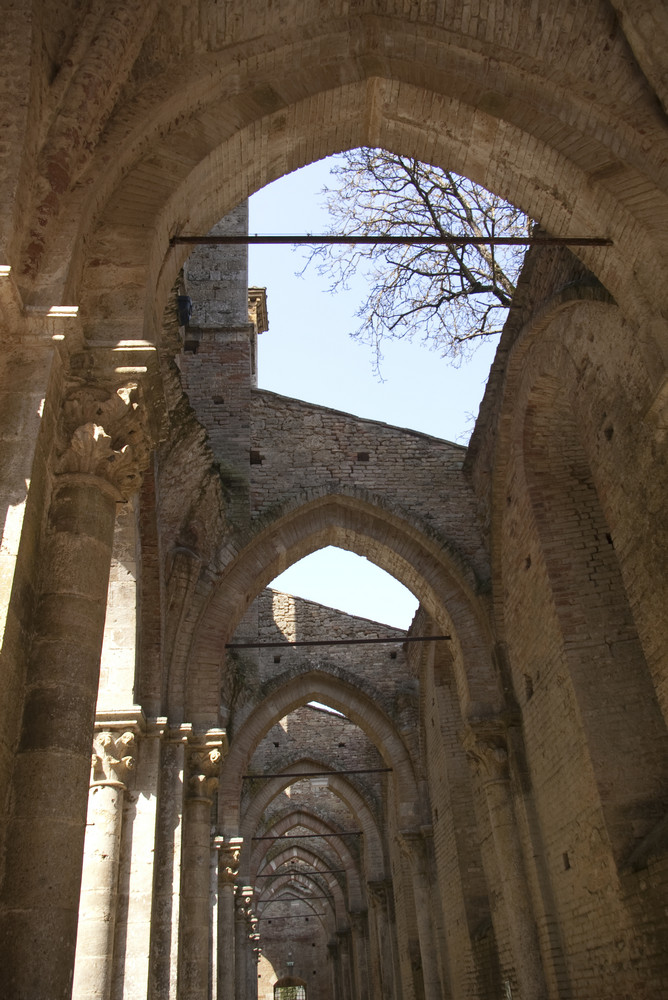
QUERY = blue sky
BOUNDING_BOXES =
[248,157,498,628]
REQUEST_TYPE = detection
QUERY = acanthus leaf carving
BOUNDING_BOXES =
[57,383,151,499]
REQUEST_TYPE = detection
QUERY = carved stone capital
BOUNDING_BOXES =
[91,730,137,787]
[214,836,243,886]
[188,748,222,800]
[187,730,226,800]
[461,719,510,783]
[235,885,254,923]
[56,383,151,500]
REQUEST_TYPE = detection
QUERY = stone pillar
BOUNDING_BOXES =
[179,734,225,1000]
[72,728,137,1000]
[235,886,255,1000]
[463,721,548,1000]
[337,929,354,1000]
[0,383,149,1000]
[367,881,398,1000]
[327,939,341,1000]
[248,919,260,1000]
[120,715,166,998]
[349,910,371,1000]
[149,727,192,1000]
[214,837,243,1000]
[399,831,444,1000]
[0,315,58,878]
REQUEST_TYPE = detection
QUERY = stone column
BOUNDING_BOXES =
[349,910,371,1000]
[399,831,444,1000]
[149,727,192,1000]
[337,929,354,1000]
[0,311,60,878]
[214,837,243,1000]
[248,918,260,1000]
[367,881,398,1000]
[0,383,149,1000]
[235,886,255,1000]
[463,721,548,1000]
[327,938,341,1000]
[179,734,225,1000]
[72,727,137,1000]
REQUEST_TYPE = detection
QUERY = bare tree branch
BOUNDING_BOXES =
[299,148,529,372]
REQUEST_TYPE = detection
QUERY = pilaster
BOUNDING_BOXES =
[462,718,548,1000]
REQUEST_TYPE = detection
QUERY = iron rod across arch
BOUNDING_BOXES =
[255,869,345,877]
[226,634,450,649]
[253,831,362,839]
[171,234,612,247]
[243,768,392,779]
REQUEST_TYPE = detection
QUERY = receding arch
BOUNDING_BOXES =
[241,768,387,882]
[183,493,500,724]
[218,670,419,835]
[256,846,348,930]
[254,845,352,909]
[249,810,364,909]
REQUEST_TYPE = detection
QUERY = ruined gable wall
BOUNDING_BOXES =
[250,390,489,588]
[228,588,418,760]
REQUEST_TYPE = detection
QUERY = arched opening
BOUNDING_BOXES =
[274,974,307,1000]
[4,9,668,1000]
[182,492,499,724]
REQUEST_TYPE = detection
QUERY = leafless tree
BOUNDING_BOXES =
[301,148,529,372]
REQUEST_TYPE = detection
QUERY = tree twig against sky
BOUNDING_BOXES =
[300,148,529,373]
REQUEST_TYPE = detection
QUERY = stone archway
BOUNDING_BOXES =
[2,6,668,999]
[181,492,500,725]
[218,669,420,836]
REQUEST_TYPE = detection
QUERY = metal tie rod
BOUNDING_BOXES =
[226,634,450,649]
[256,900,332,907]
[171,234,612,248]
[256,869,345,877]
[243,768,392,779]
[253,831,362,840]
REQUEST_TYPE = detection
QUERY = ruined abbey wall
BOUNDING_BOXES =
[1,4,667,999]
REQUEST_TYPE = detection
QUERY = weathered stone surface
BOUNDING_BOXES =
[0,4,667,999]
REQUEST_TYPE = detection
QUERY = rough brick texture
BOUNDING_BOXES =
[1,4,667,1000]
